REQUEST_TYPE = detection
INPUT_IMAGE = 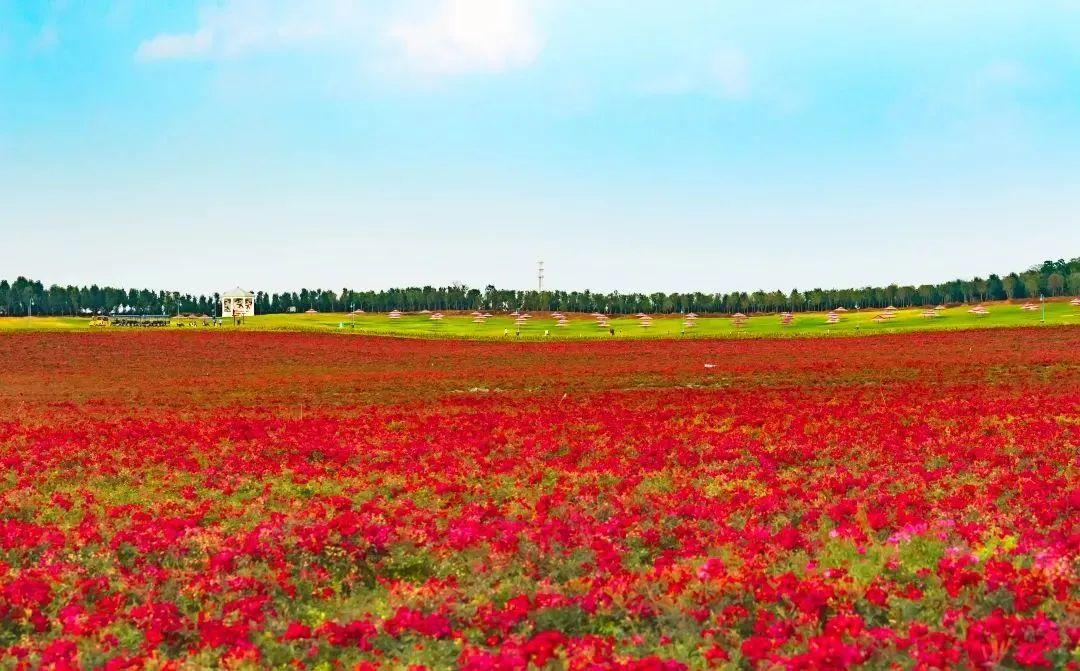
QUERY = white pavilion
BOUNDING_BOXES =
[221,287,256,317]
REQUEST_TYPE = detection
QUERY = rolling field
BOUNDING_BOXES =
[2,300,1078,340]
[0,327,1077,669]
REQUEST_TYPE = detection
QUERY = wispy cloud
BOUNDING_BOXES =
[968,59,1035,97]
[136,29,212,61]
[388,0,542,75]
[709,47,749,100]
[134,0,544,77]
[135,1,372,61]
[640,46,751,101]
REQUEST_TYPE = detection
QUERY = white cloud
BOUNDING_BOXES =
[136,29,212,61]
[710,47,749,100]
[388,0,542,75]
[134,0,544,77]
[135,1,373,62]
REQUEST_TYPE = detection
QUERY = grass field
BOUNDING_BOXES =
[3,300,1077,339]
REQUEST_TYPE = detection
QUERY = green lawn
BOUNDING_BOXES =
[2,301,1078,339]
[0,316,91,331]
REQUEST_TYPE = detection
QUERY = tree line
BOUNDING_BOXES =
[2,258,1078,317]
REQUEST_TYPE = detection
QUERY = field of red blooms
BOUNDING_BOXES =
[1,327,1077,670]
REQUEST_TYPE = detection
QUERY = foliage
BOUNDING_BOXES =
[3,257,1079,317]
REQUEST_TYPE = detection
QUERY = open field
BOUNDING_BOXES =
[2,299,1078,339]
[0,327,1077,669]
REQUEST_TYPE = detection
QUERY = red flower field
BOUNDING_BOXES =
[0,328,1077,669]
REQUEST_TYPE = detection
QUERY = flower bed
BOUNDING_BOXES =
[0,328,1077,669]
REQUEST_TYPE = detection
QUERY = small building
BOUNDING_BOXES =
[222,287,256,318]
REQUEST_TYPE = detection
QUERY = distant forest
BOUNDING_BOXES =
[2,258,1078,317]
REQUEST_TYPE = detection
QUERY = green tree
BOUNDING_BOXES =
[1002,274,1019,300]
[1046,272,1064,296]
[1068,271,1080,295]
[1022,272,1041,299]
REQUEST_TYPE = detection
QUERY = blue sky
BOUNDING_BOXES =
[2,1,1078,294]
